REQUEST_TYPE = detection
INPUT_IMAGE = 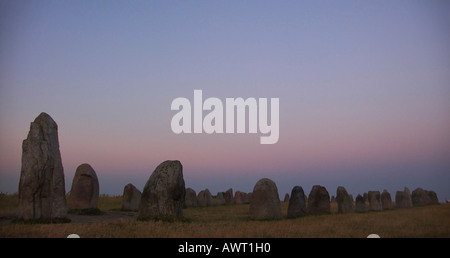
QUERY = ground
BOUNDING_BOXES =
[0,194,449,238]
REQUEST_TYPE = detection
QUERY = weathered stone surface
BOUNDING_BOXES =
[283,193,290,202]
[17,112,67,220]
[197,189,213,207]
[381,190,394,210]
[234,191,244,204]
[363,192,368,202]
[368,191,382,211]
[122,183,141,211]
[184,188,198,207]
[336,186,354,213]
[355,194,367,213]
[68,163,99,210]
[215,192,225,205]
[412,188,439,207]
[242,192,250,204]
[396,187,413,208]
[427,190,439,204]
[307,185,330,214]
[225,188,234,205]
[137,160,185,219]
[248,178,282,220]
[287,186,307,218]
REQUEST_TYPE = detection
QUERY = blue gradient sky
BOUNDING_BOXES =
[1,1,449,200]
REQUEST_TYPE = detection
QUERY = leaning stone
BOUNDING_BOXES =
[137,160,185,219]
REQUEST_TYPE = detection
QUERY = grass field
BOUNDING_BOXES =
[1,194,449,238]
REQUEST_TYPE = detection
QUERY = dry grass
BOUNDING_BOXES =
[0,194,449,238]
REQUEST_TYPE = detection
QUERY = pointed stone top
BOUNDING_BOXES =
[31,112,58,131]
[34,112,55,122]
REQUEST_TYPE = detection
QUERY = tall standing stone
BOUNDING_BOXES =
[368,191,382,211]
[355,194,368,213]
[307,185,330,214]
[234,191,244,204]
[395,190,411,209]
[68,163,99,210]
[427,190,439,204]
[215,192,225,205]
[336,186,354,213]
[412,188,439,206]
[381,190,395,210]
[184,188,198,207]
[137,160,185,219]
[287,186,307,218]
[17,112,67,220]
[242,192,250,204]
[122,183,141,211]
[197,189,213,207]
[225,188,234,205]
[248,178,282,220]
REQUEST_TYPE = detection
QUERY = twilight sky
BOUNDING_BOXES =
[1,1,449,201]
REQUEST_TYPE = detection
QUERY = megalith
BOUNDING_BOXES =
[17,112,67,220]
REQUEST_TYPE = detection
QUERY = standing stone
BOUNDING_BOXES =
[307,185,330,214]
[283,193,290,202]
[403,187,413,206]
[355,194,368,213]
[381,190,395,210]
[336,186,354,213]
[215,192,225,205]
[234,191,244,204]
[17,112,67,220]
[287,186,307,218]
[225,188,234,205]
[122,183,141,211]
[197,189,213,207]
[412,188,439,206]
[248,178,282,220]
[395,190,412,209]
[242,192,250,204]
[363,192,369,203]
[184,188,198,207]
[427,190,439,204]
[137,160,185,219]
[368,191,382,211]
[68,163,99,210]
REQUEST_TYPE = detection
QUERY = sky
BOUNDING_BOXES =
[1,1,449,201]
